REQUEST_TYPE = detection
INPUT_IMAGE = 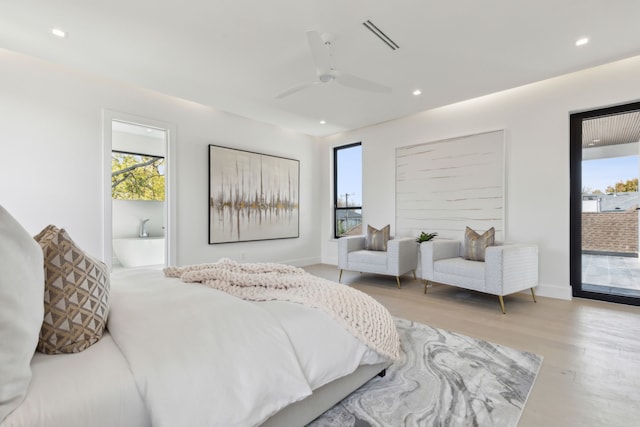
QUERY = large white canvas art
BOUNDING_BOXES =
[209,145,299,244]
[396,130,505,241]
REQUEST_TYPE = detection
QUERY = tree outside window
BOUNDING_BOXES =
[112,151,165,201]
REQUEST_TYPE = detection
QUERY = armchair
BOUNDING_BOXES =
[420,240,538,313]
[338,235,418,288]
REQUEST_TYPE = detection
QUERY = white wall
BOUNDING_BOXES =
[0,49,321,267]
[112,128,166,157]
[112,200,164,239]
[4,46,640,297]
[582,141,638,161]
[320,55,640,300]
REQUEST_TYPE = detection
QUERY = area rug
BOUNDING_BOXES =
[308,317,542,427]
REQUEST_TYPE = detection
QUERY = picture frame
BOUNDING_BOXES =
[208,145,300,244]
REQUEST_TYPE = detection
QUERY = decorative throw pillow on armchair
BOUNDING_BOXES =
[365,224,390,251]
[463,226,495,261]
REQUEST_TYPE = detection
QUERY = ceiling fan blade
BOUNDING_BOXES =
[336,73,392,94]
[275,81,319,99]
[306,30,332,73]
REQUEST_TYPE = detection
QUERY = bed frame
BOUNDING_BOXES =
[262,361,391,426]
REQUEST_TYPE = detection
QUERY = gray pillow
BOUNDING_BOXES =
[0,206,45,422]
[463,226,495,261]
[365,224,390,251]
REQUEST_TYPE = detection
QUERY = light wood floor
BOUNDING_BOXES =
[304,264,640,427]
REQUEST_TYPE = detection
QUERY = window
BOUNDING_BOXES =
[334,142,362,238]
[112,151,165,201]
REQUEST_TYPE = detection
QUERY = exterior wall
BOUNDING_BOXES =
[582,211,638,254]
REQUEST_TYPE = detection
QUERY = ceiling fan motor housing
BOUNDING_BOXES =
[319,73,335,83]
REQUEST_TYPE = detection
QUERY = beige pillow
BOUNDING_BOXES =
[0,206,45,423]
[365,224,390,251]
[34,225,110,354]
[463,226,495,261]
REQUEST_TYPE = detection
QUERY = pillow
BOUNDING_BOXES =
[0,205,44,423]
[463,226,495,261]
[34,225,110,354]
[365,224,390,251]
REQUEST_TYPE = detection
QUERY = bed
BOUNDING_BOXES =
[0,205,398,427]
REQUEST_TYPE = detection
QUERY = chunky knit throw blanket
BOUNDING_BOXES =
[164,258,401,360]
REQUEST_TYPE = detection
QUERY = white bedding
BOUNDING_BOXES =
[107,268,387,427]
[3,267,389,427]
[1,333,149,427]
[257,301,385,390]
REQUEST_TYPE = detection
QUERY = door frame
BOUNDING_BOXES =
[570,100,640,305]
[102,109,177,270]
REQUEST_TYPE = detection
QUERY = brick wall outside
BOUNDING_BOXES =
[582,211,638,254]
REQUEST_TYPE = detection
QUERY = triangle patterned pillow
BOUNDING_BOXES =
[34,225,110,354]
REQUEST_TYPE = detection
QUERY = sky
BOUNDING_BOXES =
[337,145,362,206]
[582,155,639,192]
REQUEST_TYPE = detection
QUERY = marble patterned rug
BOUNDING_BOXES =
[309,317,542,427]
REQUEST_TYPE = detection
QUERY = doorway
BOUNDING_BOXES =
[111,121,166,268]
[570,102,640,305]
[102,110,176,270]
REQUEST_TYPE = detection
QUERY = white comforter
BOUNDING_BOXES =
[108,268,386,427]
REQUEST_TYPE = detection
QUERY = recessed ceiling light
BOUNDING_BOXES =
[575,37,589,46]
[412,89,422,96]
[51,28,67,38]
[146,128,153,132]
[320,120,326,125]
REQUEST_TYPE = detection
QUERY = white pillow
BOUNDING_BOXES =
[0,205,45,422]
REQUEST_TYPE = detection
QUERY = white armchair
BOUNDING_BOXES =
[420,240,538,313]
[338,236,418,288]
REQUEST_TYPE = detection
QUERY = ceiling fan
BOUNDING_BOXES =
[276,31,392,99]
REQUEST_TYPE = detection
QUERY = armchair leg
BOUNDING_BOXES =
[338,269,343,283]
[395,276,401,289]
[498,296,506,314]
[530,287,537,303]
[412,270,416,280]
[423,280,430,294]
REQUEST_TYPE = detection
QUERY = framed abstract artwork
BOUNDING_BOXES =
[208,145,300,244]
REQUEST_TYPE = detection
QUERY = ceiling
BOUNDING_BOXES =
[113,120,166,140]
[2,0,640,137]
[583,112,640,148]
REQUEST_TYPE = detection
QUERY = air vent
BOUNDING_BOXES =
[362,20,399,50]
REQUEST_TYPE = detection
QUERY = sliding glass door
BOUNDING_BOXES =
[570,102,640,305]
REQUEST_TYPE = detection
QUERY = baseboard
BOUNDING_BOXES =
[316,260,573,301]
[286,256,322,267]
[322,257,339,267]
[533,283,572,300]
